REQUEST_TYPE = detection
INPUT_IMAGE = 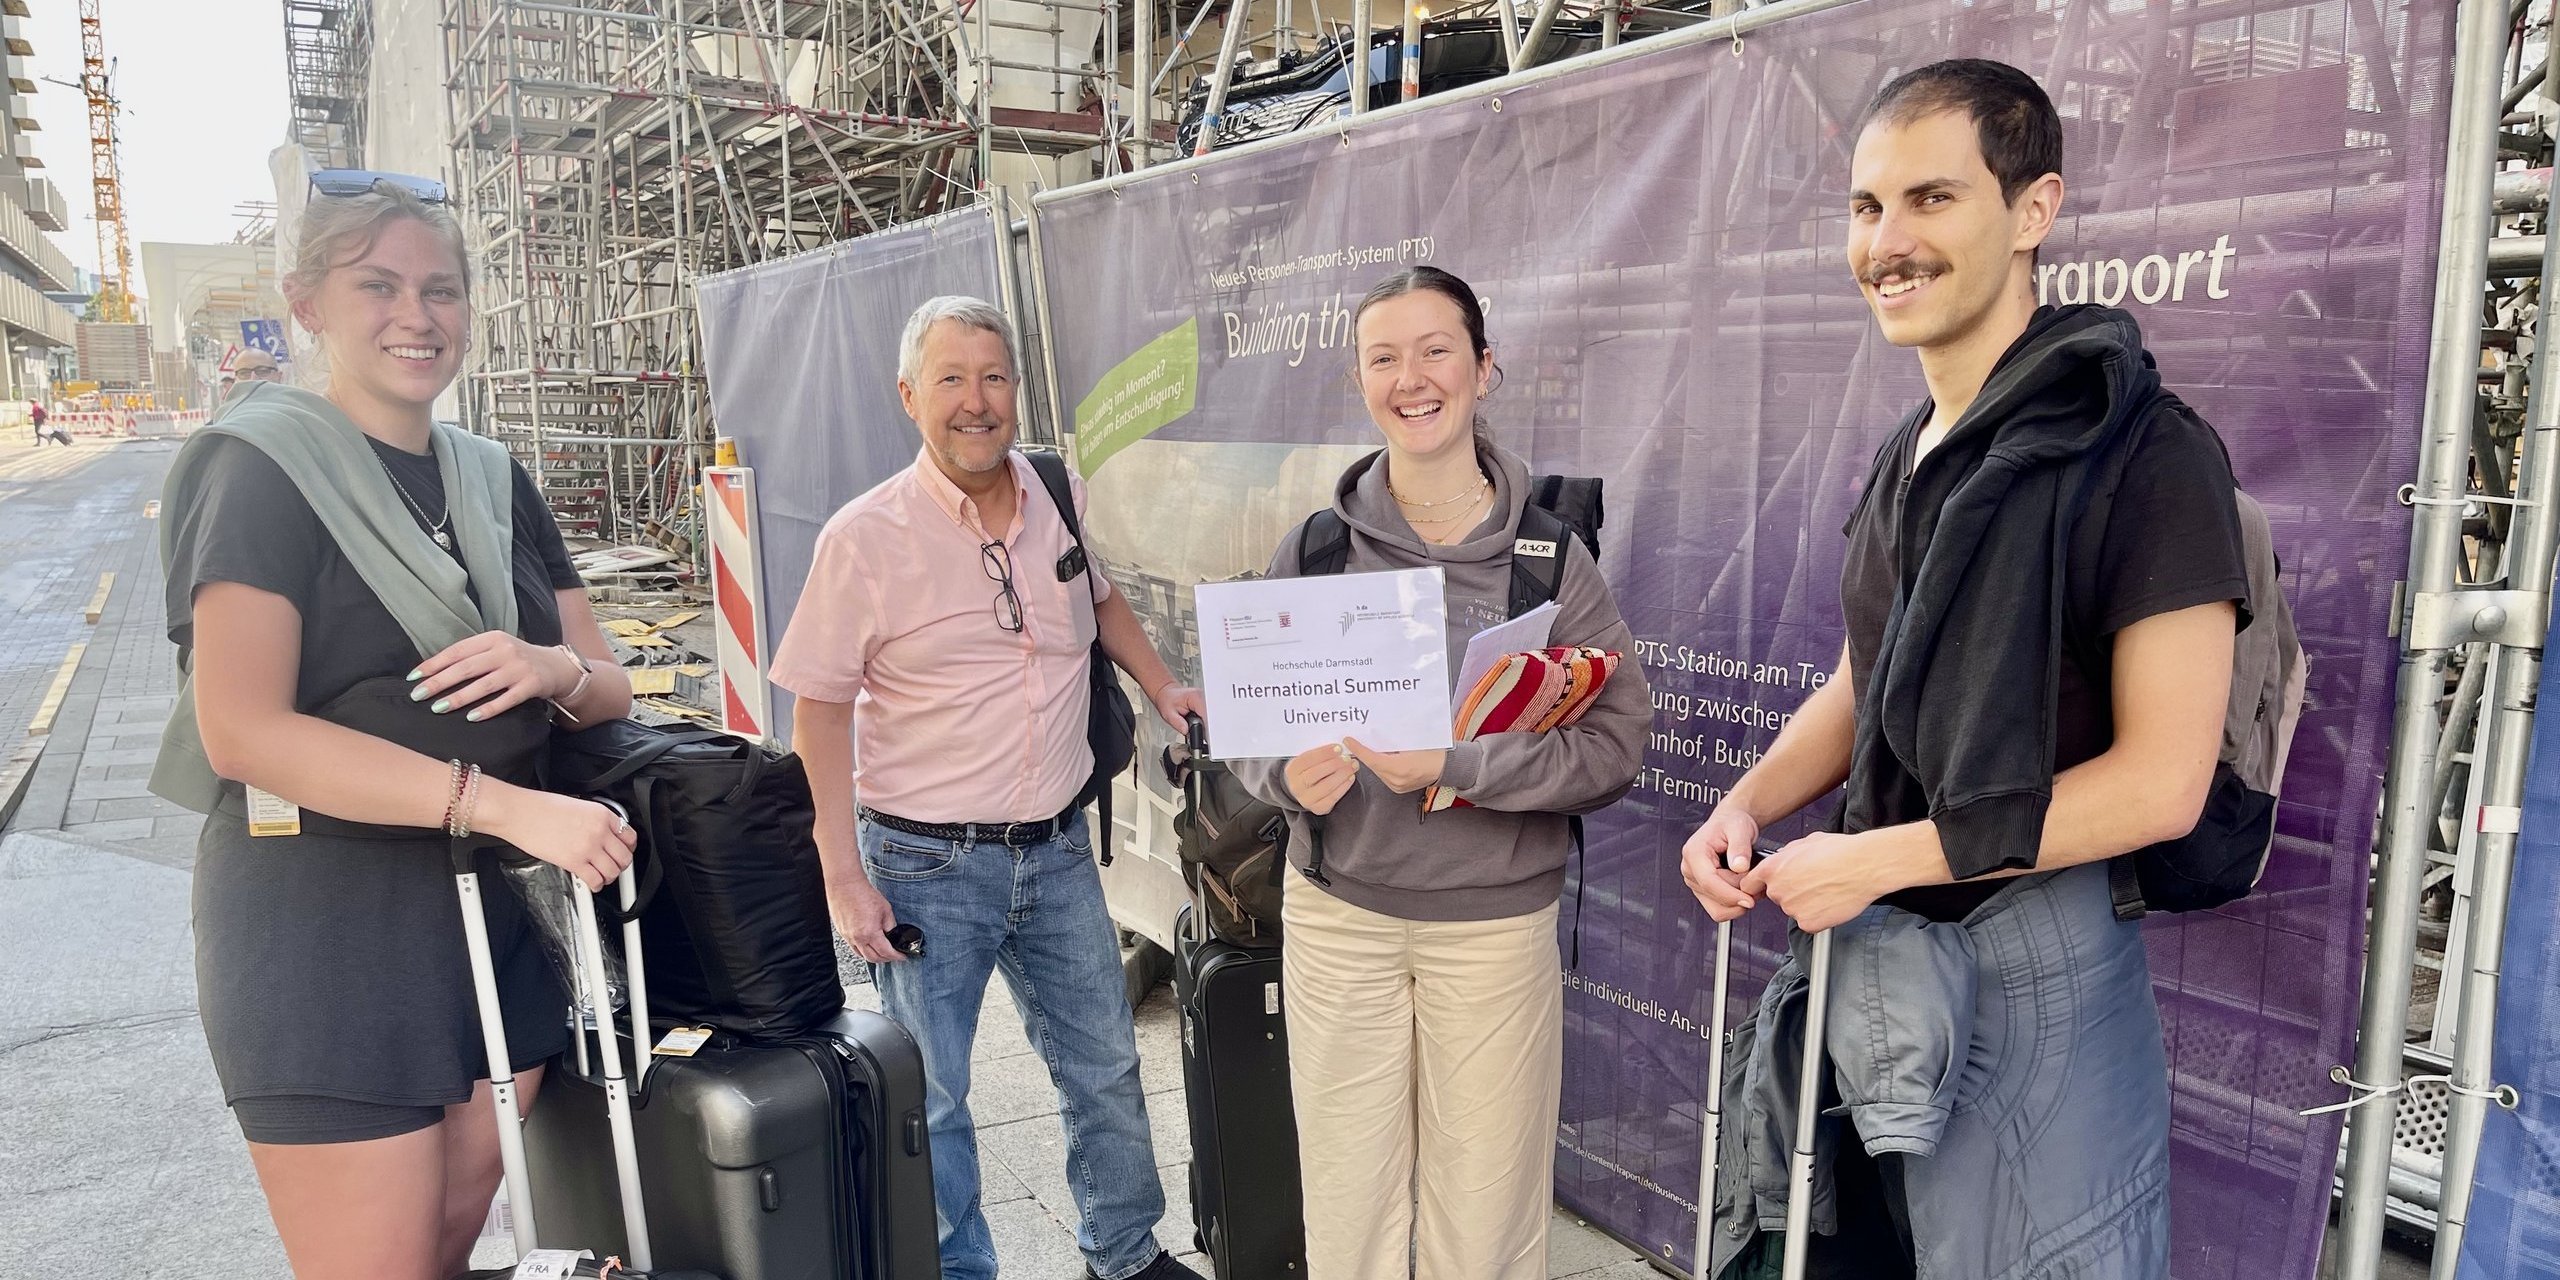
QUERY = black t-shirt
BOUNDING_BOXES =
[166,434,585,712]
[1839,406,2249,921]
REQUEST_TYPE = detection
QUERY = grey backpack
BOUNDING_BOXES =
[2110,490,2309,916]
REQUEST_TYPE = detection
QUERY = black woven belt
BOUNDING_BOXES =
[859,804,1077,850]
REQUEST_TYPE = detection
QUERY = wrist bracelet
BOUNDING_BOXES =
[453,765,484,839]
[1150,678,1180,704]
[440,759,468,835]
[553,644,593,703]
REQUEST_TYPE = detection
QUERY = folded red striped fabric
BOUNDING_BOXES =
[1424,645,1621,813]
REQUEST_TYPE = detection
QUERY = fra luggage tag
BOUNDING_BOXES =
[652,1026,715,1057]
[244,785,301,837]
[510,1251,591,1280]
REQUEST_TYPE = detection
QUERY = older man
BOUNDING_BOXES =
[770,296,1207,1280]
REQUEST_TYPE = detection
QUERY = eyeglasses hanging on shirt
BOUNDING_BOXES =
[982,541,1024,633]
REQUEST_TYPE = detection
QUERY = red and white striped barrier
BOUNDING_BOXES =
[703,466,774,744]
[56,411,129,438]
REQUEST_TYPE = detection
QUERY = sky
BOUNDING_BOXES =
[22,0,293,283]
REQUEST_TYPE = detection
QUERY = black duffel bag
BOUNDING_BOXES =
[545,718,844,1039]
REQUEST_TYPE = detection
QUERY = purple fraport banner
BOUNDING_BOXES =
[1031,1,2459,1274]
[695,206,1009,747]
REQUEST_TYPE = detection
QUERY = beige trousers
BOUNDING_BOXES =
[1282,872,1565,1280]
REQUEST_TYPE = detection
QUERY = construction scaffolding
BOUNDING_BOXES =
[437,0,1153,555]
[285,0,372,168]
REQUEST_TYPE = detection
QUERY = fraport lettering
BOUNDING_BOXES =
[2034,235,2238,308]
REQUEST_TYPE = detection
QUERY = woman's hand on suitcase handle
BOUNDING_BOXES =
[478,784,637,892]
[1682,804,1760,922]
[829,875,905,964]
[408,631,584,721]
[1284,744,1358,815]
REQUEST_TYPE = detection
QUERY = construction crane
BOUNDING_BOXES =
[77,0,133,324]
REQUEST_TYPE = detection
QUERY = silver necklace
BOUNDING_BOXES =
[379,459,454,550]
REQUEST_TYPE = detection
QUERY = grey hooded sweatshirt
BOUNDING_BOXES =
[1229,443,1650,923]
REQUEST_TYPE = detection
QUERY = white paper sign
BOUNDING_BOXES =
[1195,567,1453,759]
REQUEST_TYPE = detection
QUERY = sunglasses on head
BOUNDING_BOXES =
[309,169,449,204]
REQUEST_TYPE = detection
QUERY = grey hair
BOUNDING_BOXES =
[898,295,1018,385]
[284,184,471,303]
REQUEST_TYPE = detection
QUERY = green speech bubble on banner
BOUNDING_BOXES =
[1073,318,1198,475]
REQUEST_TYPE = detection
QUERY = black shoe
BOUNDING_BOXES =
[1090,1252,1209,1280]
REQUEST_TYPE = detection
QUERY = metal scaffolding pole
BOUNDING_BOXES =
[2427,80,2560,1280]
[1350,0,1373,113]
[2332,0,2515,1271]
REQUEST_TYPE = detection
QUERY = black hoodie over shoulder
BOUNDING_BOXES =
[1838,305,2248,915]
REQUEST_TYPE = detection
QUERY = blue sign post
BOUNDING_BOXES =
[239,319,287,360]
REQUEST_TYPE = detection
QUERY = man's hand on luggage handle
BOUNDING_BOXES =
[1149,682,1209,732]
[1682,803,1760,922]
[1284,744,1358,815]
[829,875,906,964]
[1741,829,1899,933]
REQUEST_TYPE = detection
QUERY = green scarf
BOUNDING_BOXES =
[150,383,521,813]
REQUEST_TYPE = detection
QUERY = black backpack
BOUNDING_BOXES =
[544,718,845,1039]
[1024,448,1139,865]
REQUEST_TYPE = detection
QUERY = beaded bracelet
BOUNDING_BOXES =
[457,765,484,838]
[439,759,469,835]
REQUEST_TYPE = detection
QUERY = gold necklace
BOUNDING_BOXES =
[1410,488,1491,542]
[1389,473,1490,509]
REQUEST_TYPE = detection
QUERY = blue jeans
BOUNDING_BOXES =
[860,810,1168,1280]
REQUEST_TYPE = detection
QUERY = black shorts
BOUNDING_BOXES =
[231,1093,448,1145]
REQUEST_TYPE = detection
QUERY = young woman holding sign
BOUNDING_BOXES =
[1230,266,1651,1280]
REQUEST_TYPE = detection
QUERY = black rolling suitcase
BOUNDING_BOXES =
[523,1007,939,1280]
[456,835,940,1280]
[452,843,721,1279]
[1174,906,1306,1280]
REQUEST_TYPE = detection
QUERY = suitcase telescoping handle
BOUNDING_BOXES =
[451,799,659,1270]
[1691,839,1782,1278]
[1183,713,1212,948]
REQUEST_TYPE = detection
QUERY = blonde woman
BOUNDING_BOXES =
[154,172,637,1279]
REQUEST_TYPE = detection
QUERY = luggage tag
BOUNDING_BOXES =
[510,1251,593,1280]
[244,785,301,837]
[652,1026,715,1057]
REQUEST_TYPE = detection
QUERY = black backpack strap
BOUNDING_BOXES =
[1567,815,1586,969]
[1508,503,1570,619]
[1026,448,1121,865]
[1297,509,1352,577]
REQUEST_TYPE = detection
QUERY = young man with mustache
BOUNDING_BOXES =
[1681,60,2247,1277]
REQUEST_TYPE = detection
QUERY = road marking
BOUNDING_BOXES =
[83,572,114,624]
[25,642,86,736]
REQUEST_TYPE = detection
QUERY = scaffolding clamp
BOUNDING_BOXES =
[2406,587,2549,650]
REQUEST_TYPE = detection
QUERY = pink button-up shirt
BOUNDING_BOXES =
[770,449,1114,824]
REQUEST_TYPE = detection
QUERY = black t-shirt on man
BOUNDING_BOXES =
[1839,405,2250,922]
